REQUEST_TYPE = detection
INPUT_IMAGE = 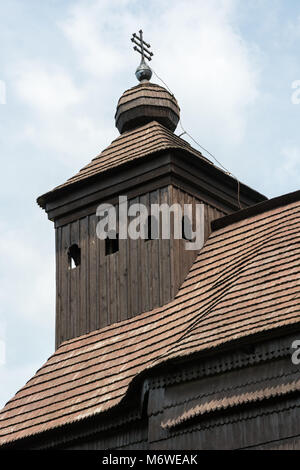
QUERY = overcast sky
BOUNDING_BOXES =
[1,0,300,409]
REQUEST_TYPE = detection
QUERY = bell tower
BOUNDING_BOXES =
[37,31,267,348]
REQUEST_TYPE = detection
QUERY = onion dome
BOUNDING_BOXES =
[115,82,180,134]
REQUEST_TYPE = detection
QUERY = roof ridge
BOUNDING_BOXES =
[212,189,300,231]
[90,121,177,161]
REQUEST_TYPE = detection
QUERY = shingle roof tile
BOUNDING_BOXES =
[40,121,211,197]
[1,194,300,445]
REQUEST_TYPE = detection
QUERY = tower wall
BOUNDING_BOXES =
[55,185,225,347]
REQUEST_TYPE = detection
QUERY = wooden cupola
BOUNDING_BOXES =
[115,82,180,133]
[37,51,267,348]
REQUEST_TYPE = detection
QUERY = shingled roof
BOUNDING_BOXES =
[37,121,212,207]
[1,191,300,446]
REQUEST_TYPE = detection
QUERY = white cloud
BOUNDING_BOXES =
[14,61,83,113]
[0,361,44,409]
[59,0,132,79]
[0,341,5,366]
[11,59,116,168]
[59,0,260,146]
[151,0,260,144]
[0,224,54,326]
[285,15,300,43]
[9,0,260,172]
[281,144,300,178]
[268,144,300,196]
[0,222,55,410]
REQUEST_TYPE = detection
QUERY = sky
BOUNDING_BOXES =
[0,0,300,409]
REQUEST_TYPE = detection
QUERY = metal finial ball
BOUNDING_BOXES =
[135,61,152,82]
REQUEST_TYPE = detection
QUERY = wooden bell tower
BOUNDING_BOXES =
[37,32,267,348]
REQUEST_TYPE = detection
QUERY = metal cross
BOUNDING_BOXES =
[131,30,153,62]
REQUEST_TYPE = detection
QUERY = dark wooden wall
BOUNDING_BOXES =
[148,359,300,450]
[61,419,149,450]
[28,332,300,450]
[55,185,225,347]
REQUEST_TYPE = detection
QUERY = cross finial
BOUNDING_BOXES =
[131,30,153,82]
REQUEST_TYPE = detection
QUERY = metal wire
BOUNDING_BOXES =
[150,67,242,209]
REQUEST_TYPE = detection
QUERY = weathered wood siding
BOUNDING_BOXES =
[62,419,149,450]
[150,359,300,450]
[55,185,225,347]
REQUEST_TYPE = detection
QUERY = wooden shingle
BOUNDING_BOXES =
[0,192,299,446]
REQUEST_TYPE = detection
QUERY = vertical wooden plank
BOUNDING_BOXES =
[89,215,98,333]
[79,217,89,337]
[186,191,198,276]
[182,191,191,281]
[114,203,120,324]
[138,194,150,312]
[178,187,186,287]
[95,219,101,330]
[106,235,111,327]
[139,193,150,313]
[160,187,171,305]
[207,205,218,238]
[194,194,204,247]
[169,186,175,299]
[98,235,107,329]
[170,188,205,294]
[204,203,209,242]
[115,248,120,323]
[108,248,118,325]
[119,234,128,321]
[126,208,132,319]
[69,220,80,339]
[55,227,61,349]
[171,186,181,295]
[128,196,139,316]
[60,223,70,343]
[145,192,153,312]
[150,189,160,309]
[119,195,129,321]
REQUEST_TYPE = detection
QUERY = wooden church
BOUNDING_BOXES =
[0,32,300,450]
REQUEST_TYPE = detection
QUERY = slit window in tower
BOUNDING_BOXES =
[68,244,81,269]
[105,232,119,255]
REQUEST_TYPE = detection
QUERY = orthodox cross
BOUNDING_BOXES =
[131,30,154,62]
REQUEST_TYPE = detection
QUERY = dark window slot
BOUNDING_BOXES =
[105,233,119,255]
[68,244,81,269]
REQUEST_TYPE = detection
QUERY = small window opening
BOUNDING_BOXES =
[145,215,158,241]
[68,244,81,269]
[105,232,119,255]
[182,215,193,241]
